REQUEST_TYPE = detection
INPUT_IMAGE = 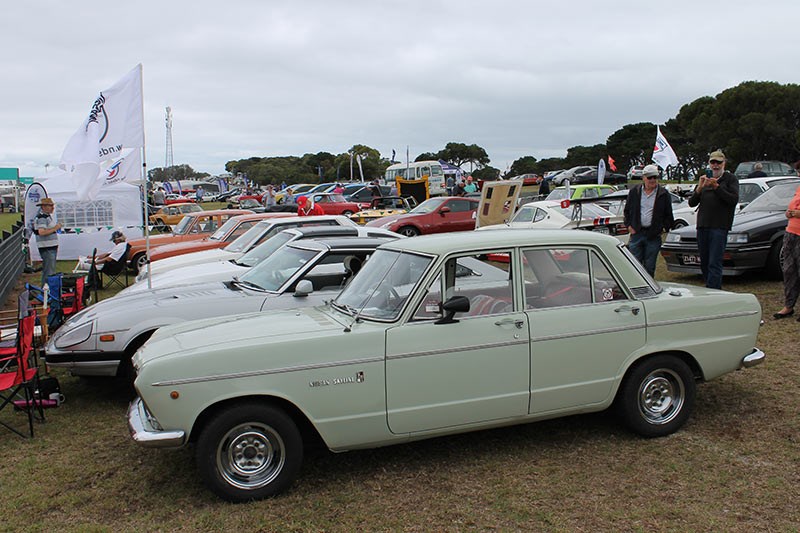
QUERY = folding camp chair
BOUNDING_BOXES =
[0,291,45,438]
[95,243,130,290]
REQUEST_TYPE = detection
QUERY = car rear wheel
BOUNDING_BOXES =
[617,355,695,437]
[341,210,354,216]
[398,226,420,237]
[196,403,303,502]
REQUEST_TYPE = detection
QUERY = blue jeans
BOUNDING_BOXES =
[39,246,58,288]
[696,228,728,289]
[628,232,662,277]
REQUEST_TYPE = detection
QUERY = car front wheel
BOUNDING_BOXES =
[398,225,420,237]
[196,403,303,502]
[672,220,688,229]
[618,355,696,437]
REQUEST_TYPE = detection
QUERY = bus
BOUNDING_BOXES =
[385,161,446,196]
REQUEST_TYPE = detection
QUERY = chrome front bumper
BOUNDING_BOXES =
[127,397,186,448]
[740,347,766,369]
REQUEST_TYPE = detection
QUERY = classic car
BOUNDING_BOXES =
[127,209,254,272]
[275,184,315,204]
[478,200,629,242]
[349,196,417,225]
[138,215,356,280]
[148,203,203,228]
[123,225,400,293]
[305,193,361,216]
[671,176,800,229]
[45,235,397,379]
[661,181,800,279]
[343,183,393,208]
[237,198,267,213]
[546,184,617,202]
[127,229,763,502]
[146,213,291,264]
[164,194,196,205]
[365,196,479,236]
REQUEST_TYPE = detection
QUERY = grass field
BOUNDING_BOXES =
[1,202,798,530]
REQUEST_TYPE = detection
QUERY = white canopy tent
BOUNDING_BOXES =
[27,173,144,261]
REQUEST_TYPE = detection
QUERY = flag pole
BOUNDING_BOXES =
[137,65,152,289]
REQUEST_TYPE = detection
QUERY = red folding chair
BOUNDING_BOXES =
[0,307,45,438]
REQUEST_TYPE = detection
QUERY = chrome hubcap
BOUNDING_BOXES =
[217,423,285,490]
[638,369,684,425]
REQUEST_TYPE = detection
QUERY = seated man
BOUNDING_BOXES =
[74,231,128,271]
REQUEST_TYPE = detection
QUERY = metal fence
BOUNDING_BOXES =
[0,219,25,307]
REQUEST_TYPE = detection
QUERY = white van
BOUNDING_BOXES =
[385,161,446,196]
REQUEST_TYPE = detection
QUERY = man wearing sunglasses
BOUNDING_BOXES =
[687,150,739,289]
[624,164,674,277]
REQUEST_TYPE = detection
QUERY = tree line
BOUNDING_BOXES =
[150,80,800,185]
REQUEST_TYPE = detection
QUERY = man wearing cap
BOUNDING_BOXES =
[623,165,674,277]
[688,150,739,289]
[296,196,324,217]
[74,231,128,271]
[33,197,62,286]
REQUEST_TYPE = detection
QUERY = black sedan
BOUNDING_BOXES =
[660,180,800,279]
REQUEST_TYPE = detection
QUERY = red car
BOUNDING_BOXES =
[307,193,361,216]
[365,196,479,236]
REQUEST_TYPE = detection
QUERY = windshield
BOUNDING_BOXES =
[409,197,447,214]
[237,231,296,267]
[209,217,241,241]
[223,221,271,253]
[238,244,318,291]
[545,189,569,201]
[740,182,799,213]
[334,249,433,321]
[173,216,194,235]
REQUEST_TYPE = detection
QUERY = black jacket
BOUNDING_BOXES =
[623,184,675,239]
[688,171,739,230]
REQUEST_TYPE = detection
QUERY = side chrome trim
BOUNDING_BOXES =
[152,356,385,386]
[650,310,759,328]
[387,338,530,361]
[532,324,645,343]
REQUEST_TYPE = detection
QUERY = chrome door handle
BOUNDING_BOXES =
[614,305,640,315]
[495,318,524,329]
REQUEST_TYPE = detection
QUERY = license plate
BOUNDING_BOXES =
[593,227,609,234]
[682,254,701,265]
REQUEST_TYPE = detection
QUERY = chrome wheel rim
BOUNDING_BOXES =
[216,422,285,490]
[638,369,684,425]
[400,227,418,237]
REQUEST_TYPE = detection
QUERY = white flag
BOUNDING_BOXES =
[652,126,679,170]
[60,64,144,200]
[597,159,606,185]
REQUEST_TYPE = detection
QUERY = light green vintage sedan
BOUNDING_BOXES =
[128,229,764,502]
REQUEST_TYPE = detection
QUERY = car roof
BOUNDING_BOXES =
[289,236,398,252]
[252,214,347,228]
[381,228,618,255]
[185,209,253,217]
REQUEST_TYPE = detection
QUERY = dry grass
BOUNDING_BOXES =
[1,258,799,532]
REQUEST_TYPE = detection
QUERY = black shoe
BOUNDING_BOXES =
[773,310,794,319]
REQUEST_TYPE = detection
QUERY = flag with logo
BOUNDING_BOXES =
[597,159,606,185]
[652,126,679,170]
[60,64,145,200]
[607,156,617,172]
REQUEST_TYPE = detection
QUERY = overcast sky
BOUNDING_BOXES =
[2,0,799,179]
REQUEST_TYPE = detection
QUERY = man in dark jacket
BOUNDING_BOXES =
[688,150,739,289]
[623,165,674,277]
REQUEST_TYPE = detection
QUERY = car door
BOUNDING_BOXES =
[385,251,529,434]
[440,198,478,232]
[521,247,645,413]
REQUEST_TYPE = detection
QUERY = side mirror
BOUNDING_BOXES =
[435,295,470,324]
[439,206,451,215]
[294,279,314,297]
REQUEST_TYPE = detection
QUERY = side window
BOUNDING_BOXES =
[590,251,627,302]
[584,188,598,199]
[524,248,592,308]
[412,253,513,320]
[739,184,760,204]
[532,208,547,223]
